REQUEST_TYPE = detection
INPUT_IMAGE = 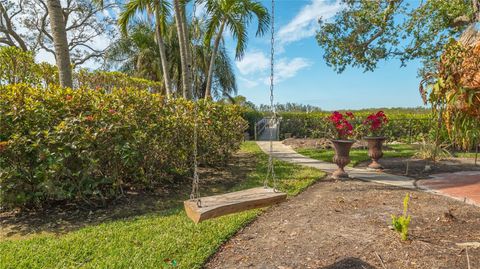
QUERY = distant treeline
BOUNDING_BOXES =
[255,102,430,114]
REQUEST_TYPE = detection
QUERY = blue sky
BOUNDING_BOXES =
[220,0,426,110]
[34,0,426,110]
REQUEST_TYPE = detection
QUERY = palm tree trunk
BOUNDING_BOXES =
[205,21,226,100]
[173,0,190,99]
[180,5,192,99]
[46,0,73,88]
[155,10,173,98]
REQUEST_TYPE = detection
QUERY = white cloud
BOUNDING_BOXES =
[235,51,270,75]
[277,0,342,49]
[236,51,311,88]
[239,76,260,89]
[267,57,312,84]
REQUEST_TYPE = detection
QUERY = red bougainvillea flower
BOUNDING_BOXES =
[65,95,72,101]
[329,111,355,139]
[364,111,388,132]
[376,111,388,123]
[330,111,343,123]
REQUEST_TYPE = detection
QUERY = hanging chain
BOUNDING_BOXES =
[264,0,277,192]
[190,0,201,207]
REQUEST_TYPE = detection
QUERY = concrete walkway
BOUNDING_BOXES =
[257,141,415,189]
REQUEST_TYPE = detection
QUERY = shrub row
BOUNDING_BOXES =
[278,112,433,142]
[0,84,247,208]
[242,109,264,138]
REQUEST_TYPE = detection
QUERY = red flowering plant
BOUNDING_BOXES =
[362,111,388,137]
[327,111,356,140]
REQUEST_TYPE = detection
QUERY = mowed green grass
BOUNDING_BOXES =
[297,144,417,167]
[0,142,325,269]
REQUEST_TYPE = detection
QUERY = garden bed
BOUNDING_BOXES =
[206,179,480,268]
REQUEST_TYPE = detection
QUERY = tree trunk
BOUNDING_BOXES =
[46,0,73,88]
[173,0,190,99]
[205,21,226,100]
[181,5,192,99]
[155,10,173,98]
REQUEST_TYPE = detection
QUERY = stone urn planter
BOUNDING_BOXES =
[331,140,355,179]
[364,137,386,170]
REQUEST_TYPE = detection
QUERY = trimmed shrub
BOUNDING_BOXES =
[75,69,164,94]
[242,109,264,138]
[0,84,246,208]
[279,112,433,142]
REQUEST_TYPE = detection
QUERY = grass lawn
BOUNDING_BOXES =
[454,151,479,159]
[0,142,325,269]
[297,144,417,167]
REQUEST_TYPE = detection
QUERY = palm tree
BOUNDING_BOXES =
[173,0,192,99]
[203,0,269,99]
[46,0,73,88]
[105,22,162,81]
[105,20,237,98]
[46,0,105,88]
[119,0,174,98]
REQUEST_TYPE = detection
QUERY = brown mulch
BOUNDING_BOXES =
[205,180,480,269]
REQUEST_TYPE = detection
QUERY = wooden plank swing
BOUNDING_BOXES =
[183,0,284,223]
[184,187,287,223]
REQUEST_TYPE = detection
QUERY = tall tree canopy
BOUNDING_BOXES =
[316,0,478,75]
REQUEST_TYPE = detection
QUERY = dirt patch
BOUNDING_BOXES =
[206,180,480,269]
[0,151,257,240]
[356,157,480,179]
[282,138,397,150]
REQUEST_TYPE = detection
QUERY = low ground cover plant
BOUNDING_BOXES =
[0,84,247,209]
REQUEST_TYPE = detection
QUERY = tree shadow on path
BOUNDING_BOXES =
[322,257,376,269]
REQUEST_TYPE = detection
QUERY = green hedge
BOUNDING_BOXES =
[279,112,433,142]
[242,109,264,138]
[0,84,247,208]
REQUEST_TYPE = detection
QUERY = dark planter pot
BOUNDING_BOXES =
[331,139,355,179]
[364,137,386,170]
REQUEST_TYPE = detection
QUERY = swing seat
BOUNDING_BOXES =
[184,187,287,223]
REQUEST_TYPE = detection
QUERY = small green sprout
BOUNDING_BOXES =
[391,193,412,241]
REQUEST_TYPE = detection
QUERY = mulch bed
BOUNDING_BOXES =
[206,180,480,269]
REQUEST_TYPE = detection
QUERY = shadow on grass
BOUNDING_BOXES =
[0,151,257,240]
